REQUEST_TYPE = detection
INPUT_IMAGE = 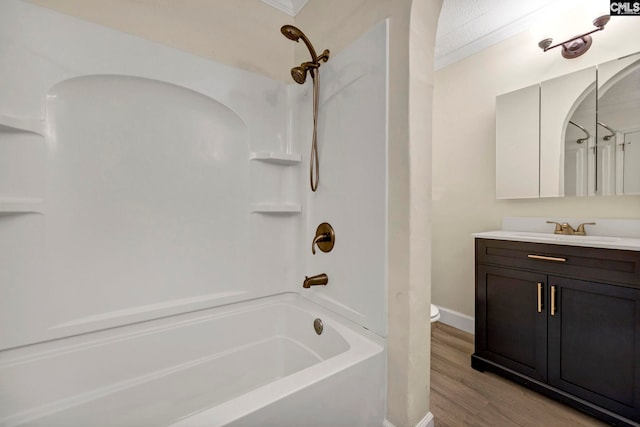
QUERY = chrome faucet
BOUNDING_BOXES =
[547,221,596,236]
[303,273,328,288]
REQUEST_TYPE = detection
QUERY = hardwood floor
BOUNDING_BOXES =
[430,322,607,427]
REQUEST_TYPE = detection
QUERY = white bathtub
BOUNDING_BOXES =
[0,294,385,427]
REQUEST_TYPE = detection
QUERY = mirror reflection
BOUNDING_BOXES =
[562,53,640,196]
[564,81,596,196]
[597,54,640,195]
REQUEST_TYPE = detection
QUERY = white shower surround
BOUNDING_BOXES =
[0,1,388,425]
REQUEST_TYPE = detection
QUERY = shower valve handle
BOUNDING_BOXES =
[312,222,335,255]
[312,233,331,254]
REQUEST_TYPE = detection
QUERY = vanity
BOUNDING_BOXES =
[472,222,640,426]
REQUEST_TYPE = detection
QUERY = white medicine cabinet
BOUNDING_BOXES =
[496,52,640,199]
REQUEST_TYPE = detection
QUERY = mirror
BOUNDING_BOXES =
[495,51,640,199]
[596,53,640,195]
[541,67,596,197]
[560,53,640,197]
[562,71,597,197]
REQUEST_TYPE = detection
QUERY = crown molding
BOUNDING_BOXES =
[261,0,309,16]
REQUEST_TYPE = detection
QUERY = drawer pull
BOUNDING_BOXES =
[527,254,567,262]
[537,283,543,313]
[550,285,557,316]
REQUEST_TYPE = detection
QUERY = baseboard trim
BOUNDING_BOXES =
[383,412,434,427]
[436,305,474,334]
[417,411,435,427]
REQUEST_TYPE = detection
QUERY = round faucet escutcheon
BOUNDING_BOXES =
[312,222,335,254]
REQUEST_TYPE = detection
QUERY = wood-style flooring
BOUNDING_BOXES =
[430,322,608,427]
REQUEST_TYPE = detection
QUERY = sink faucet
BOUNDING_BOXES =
[547,221,596,236]
[303,273,328,288]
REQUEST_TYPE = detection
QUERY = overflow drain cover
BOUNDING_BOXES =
[314,318,323,335]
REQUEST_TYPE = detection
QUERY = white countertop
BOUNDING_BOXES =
[474,230,640,251]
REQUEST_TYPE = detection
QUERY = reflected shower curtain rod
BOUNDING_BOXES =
[569,120,590,144]
[597,121,616,141]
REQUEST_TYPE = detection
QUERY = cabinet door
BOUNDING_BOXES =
[476,265,547,381]
[548,276,640,422]
[496,84,540,199]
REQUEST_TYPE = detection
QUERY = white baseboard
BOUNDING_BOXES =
[383,411,434,427]
[417,411,435,427]
[436,305,474,334]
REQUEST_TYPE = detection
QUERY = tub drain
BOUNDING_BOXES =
[313,318,323,335]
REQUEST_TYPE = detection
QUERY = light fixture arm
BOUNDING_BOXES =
[538,15,610,59]
[541,26,605,52]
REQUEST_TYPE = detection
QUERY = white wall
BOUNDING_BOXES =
[432,11,640,318]
[0,0,292,349]
[25,0,293,82]
[295,22,388,337]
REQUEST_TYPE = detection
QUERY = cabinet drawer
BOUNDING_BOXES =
[476,238,640,287]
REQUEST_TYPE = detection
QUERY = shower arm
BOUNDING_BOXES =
[568,120,590,144]
[597,121,616,141]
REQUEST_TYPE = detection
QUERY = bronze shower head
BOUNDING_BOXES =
[280,25,320,63]
[281,25,303,42]
[291,66,307,84]
[280,25,329,191]
[280,25,330,85]
[290,62,319,85]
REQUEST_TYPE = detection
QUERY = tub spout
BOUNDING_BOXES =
[303,273,328,288]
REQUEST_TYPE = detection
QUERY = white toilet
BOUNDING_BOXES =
[430,304,440,324]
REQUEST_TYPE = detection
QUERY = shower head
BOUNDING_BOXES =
[290,62,318,85]
[281,25,303,42]
[280,25,329,87]
[291,66,307,84]
[280,24,319,62]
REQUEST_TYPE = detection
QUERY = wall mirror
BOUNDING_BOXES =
[561,69,597,197]
[541,67,596,197]
[595,53,640,195]
[560,53,640,197]
[496,51,640,199]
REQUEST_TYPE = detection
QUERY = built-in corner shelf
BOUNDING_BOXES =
[249,151,301,165]
[0,198,45,214]
[250,203,301,214]
[0,115,46,136]
[249,152,301,214]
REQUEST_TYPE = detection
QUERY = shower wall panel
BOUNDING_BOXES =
[0,0,293,350]
[297,21,388,337]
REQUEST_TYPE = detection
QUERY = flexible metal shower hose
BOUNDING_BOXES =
[310,70,320,192]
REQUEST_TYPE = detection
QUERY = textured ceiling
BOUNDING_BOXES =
[435,0,575,69]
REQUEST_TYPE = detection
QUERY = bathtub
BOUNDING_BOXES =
[0,293,386,427]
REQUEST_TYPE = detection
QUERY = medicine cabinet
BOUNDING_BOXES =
[496,52,640,199]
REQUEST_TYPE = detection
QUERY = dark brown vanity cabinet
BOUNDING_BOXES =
[473,238,640,426]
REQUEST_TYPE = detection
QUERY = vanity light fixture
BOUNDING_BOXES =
[538,15,610,59]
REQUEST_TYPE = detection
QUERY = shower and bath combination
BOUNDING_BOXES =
[280,25,329,192]
[281,26,332,291]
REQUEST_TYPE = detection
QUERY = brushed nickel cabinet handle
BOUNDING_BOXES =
[528,254,567,262]
[551,285,557,316]
[537,283,543,313]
